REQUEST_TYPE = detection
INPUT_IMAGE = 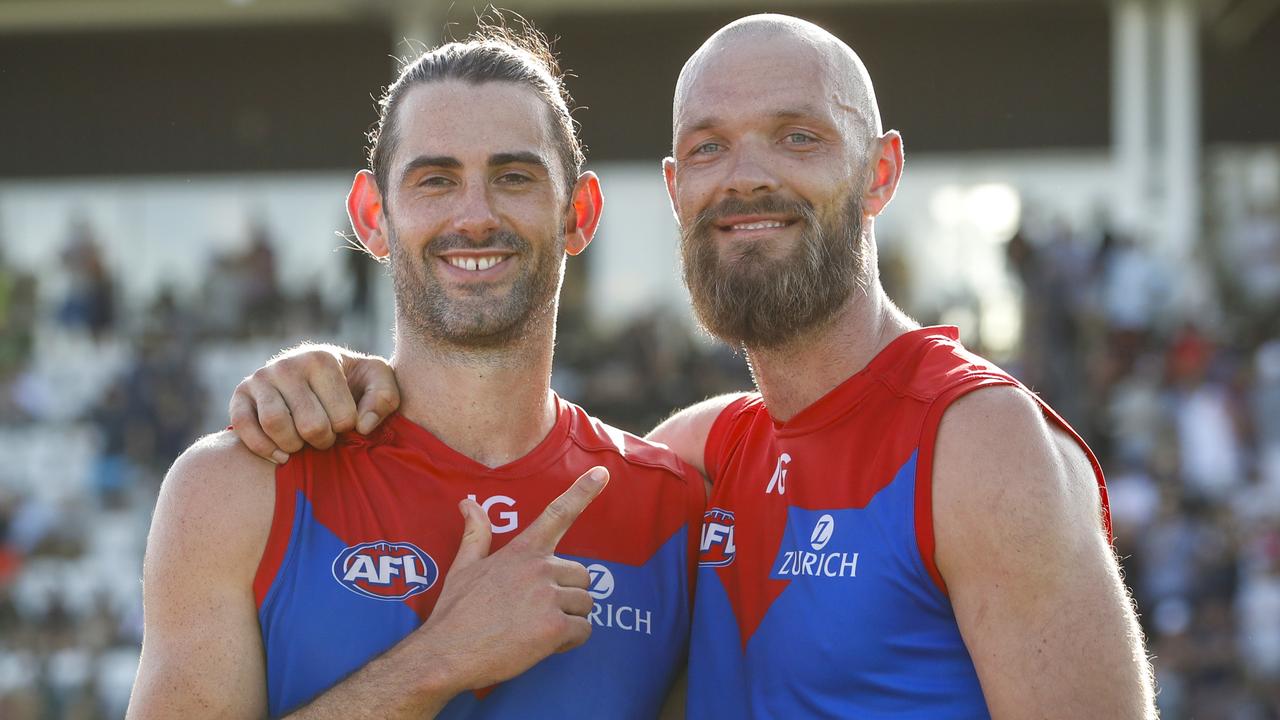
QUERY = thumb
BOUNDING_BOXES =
[349,356,400,434]
[453,498,492,568]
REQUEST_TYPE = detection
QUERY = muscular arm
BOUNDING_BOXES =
[646,393,750,477]
[129,433,606,719]
[127,433,275,718]
[230,340,742,485]
[931,388,1155,719]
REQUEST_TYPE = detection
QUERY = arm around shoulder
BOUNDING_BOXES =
[647,393,752,477]
[930,387,1155,720]
[128,432,278,719]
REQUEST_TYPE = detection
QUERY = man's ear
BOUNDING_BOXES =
[662,157,679,220]
[347,170,389,258]
[564,171,603,257]
[863,131,904,218]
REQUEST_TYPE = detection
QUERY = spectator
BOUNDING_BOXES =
[55,217,116,341]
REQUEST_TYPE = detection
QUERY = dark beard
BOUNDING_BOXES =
[680,193,865,350]
[389,224,564,350]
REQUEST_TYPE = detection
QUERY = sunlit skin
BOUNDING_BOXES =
[130,78,614,720]
[663,21,908,420]
[347,79,601,465]
[664,25,892,272]
[228,16,1156,718]
[349,80,597,357]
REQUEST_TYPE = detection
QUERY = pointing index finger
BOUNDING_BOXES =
[521,466,609,552]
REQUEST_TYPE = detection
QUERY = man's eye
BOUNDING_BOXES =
[419,176,452,187]
[785,133,816,144]
[694,142,723,155]
[497,173,532,184]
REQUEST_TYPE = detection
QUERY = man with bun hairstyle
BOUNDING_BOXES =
[129,22,702,720]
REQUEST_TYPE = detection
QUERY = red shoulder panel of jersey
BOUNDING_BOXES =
[567,404,688,477]
[253,463,297,606]
[562,401,707,600]
[704,394,765,483]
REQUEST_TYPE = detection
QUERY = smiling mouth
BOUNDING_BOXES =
[444,255,510,271]
[716,217,799,233]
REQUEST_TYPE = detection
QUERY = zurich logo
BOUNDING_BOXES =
[810,514,835,551]
[587,563,615,600]
[699,507,737,567]
[332,541,438,601]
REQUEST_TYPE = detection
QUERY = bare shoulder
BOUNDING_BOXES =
[150,430,279,575]
[647,392,754,475]
[933,386,1103,543]
[132,437,276,717]
[929,381,1154,716]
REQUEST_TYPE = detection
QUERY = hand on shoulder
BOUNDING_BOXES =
[228,344,399,464]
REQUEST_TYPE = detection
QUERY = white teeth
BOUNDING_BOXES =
[447,256,505,271]
[731,221,785,231]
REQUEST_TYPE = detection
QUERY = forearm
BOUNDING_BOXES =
[285,641,462,720]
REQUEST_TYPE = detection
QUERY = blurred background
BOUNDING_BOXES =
[0,0,1278,717]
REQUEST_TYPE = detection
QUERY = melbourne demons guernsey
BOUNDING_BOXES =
[254,395,704,718]
[689,326,1110,718]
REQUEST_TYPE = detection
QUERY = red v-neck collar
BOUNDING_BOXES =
[772,326,959,437]
[383,393,574,479]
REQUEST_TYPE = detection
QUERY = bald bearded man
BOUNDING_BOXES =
[230,14,1155,719]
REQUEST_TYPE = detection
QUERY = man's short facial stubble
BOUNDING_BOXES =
[387,214,566,351]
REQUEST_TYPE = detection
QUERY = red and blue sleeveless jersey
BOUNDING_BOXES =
[253,395,704,718]
[688,327,1110,718]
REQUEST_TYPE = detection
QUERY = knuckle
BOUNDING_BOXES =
[228,401,251,425]
[259,410,292,435]
[292,353,321,373]
[330,409,358,433]
[295,418,331,441]
[546,614,573,641]
[379,389,401,412]
[542,501,570,525]
[568,589,593,615]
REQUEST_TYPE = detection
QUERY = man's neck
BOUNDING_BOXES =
[745,283,916,423]
[390,321,558,469]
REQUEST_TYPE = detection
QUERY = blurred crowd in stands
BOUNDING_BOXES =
[0,190,1278,718]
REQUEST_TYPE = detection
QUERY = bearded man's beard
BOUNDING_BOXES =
[680,193,866,350]
[388,223,565,350]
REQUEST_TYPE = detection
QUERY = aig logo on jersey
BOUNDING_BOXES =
[332,541,439,601]
[774,513,859,579]
[585,563,652,635]
[699,508,736,567]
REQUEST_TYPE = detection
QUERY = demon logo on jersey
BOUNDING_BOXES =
[331,541,439,600]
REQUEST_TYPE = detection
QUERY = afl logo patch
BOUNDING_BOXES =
[332,541,438,601]
[699,508,737,567]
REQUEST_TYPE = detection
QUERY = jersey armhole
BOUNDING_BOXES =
[913,376,1018,597]
[1028,393,1114,542]
[913,378,1114,597]
[681,458,708,607]
[703,395,755,484]
[252,461,300,608]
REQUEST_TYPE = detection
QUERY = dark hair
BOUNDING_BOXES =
[368,17,584,200]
